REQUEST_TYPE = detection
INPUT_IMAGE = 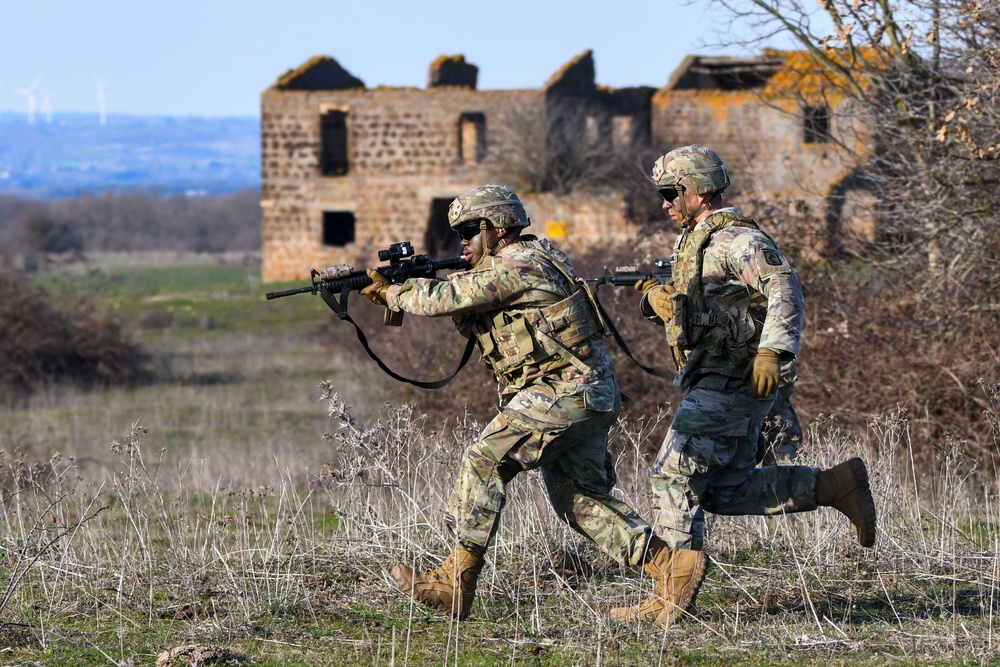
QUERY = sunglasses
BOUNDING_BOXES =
[455,222,482,241]
[658,187,683,203]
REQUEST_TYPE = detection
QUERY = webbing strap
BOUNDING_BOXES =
[320,285,475,389]
[590,287,674,379]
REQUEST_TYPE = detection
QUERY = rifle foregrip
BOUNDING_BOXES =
[608,271,652,287]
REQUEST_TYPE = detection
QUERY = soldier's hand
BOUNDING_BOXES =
[750,348,781,399]
[360,268,389,306]
[634,278,660,294]
[648,285,675,322]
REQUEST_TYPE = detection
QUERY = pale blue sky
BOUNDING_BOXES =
[0,1,779,118]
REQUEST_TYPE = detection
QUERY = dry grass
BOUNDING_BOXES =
[0,253,997,665]
[0,379,996,665]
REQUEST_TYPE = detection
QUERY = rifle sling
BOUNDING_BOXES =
[591,287,674,380]
[321,285,475,389]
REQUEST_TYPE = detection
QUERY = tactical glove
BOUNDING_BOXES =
[648,285,675,323]
[360,268,389,306]
[750,348,781,399]
[634,278,661,294]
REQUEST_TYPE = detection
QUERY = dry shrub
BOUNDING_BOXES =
[795,262,1000,472]
[312,232,999,481]
[0,272,148,394]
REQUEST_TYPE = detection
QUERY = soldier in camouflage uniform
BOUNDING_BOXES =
[360,185,667,621]
[612,146,877,627]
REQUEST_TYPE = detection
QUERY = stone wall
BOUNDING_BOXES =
[262,86,546,281]
[261,51,867,282]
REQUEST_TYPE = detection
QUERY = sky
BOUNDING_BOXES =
[0,1,780,119]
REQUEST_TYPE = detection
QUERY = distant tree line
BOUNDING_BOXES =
[0,189,261,266]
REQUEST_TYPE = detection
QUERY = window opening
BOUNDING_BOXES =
[458,112,486,164]
[424,197,461,257]
[323,211,355,246]
[321,110,349,175]
[803,106,831,144]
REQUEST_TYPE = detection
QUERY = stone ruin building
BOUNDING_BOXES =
[261,50,859,282]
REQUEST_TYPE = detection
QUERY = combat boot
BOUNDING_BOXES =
[390,545,484,620]
[816,457,877,547]
[609,535,707,626]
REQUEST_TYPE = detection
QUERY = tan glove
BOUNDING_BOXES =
[634,278,660,294]
[359,268,389,306]
[648,285,675,322]
[750,348,781,399]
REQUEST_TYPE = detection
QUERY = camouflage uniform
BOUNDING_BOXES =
[758,381,802,465]
[643,206,819,550]
[385,236,651,566]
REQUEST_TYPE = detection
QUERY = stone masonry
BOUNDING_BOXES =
[261,51,859,282]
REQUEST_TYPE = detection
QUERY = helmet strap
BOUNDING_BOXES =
[676,191,714,229]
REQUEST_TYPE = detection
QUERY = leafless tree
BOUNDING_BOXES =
[708,0,1000,315]
[486,98,653,198]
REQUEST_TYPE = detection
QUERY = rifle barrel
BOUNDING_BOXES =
[266,285,317,300]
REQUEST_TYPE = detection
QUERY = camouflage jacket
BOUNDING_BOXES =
[384,235,616,397]
[643,207,804,390]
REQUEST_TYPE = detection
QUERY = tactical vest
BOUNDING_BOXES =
[666,209,768,381]
[472,238,604,385]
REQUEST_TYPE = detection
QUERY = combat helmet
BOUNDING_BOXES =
[448,185,530,230]
[651,145,730,194]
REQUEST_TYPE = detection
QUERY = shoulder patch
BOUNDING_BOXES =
[763,249,784,266]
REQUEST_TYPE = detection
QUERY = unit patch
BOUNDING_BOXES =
[762,249,784,266]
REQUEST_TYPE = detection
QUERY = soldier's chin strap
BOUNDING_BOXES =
[320,284,476,389]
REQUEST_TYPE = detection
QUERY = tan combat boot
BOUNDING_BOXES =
[390,545,485,620]
[816,457,877,547]
[610,535,707,626]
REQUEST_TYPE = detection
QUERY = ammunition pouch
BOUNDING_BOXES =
[476,288,600,379]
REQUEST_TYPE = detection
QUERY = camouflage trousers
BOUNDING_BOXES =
[651,376,819,550]
[756,383,803,466]
[447,376,650,566]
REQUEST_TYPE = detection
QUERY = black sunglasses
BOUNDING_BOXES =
[455,222,482,241]
[658,187,683,203]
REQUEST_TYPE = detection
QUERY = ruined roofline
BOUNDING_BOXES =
[272,55,365,91]
[664,54,784,91]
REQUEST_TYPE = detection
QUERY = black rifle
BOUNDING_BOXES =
[266,241,470,320]
[585,259,672,288]
[584,259,675,379]
[265,241,474,389]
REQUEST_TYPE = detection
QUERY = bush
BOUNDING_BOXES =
[0,272,148,394]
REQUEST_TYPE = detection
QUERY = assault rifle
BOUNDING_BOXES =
[265,241,471,326]
[583,259,676,380]
[265,241,474,389]
[585,259,672,288]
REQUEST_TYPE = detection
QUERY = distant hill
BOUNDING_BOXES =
[0,113,260,200]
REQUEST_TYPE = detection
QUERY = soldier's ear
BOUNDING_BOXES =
[495,227,508,239]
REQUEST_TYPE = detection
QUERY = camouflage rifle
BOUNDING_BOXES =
[265,240,473,388]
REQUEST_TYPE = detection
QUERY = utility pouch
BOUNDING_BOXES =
[665,292,689,348]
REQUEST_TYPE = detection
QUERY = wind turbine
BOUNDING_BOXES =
[41,92,57,123]
[94,76,109,126]
[16,78,41,125]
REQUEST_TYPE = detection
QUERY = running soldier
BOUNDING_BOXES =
[360,185,697,621]
[613,145,877,626]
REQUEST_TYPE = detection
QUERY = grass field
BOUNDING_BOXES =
[1,254,998,666]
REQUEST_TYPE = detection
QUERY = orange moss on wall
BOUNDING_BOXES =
[655,88,761,122]
[761,48,883,106]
